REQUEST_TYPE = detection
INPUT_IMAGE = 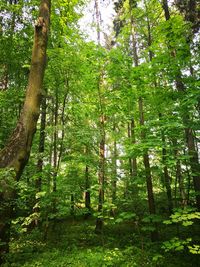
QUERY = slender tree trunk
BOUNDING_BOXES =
[94,0,106,234]
[95,116,105,233]
[84,145,91,214]
[129,4,138,181]
[34,95,47,227]
[127,120,138,195]
[0,0,17,91]
[85,165,91,212]
[70,194,75,216]
[130,3,158,240]
[173,139,187,207]
[112,132,117,203]
[48,99,54,193]
[53,90,58,193]
[0,0,51,262]
[94,0,101,43]
[159,114,173,213]
[36,96,47,192]
[130,119,137,178]
[128,122,133,179]
[138,97,158,242]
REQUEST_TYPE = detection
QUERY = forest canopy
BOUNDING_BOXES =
[0,0,200,266]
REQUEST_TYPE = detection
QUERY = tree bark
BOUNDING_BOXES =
[0,0,51,262]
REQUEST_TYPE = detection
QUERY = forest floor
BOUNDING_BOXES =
[2,217,199,267]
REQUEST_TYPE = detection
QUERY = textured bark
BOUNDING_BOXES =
[0,0,51,262]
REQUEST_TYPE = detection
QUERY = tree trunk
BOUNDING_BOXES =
[159,114,173,213]
[34,95,47,227]
[130,3,158,241]
[130,119,137,178]
[0,0,51,262]
[112,140,117,203]
[138,97,158,242]
[85,165,91,213]
[112,128,117,203]
[53,90,58,193]
[95,116,105,234]
[94,0,105,234]
[36,95,47,192]
[128,122,133,179]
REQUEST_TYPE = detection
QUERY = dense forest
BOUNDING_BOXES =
[0,0,200,266]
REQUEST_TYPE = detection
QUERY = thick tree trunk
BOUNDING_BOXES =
[0,0,50,262]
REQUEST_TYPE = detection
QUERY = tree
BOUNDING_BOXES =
[0,0,51,262]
